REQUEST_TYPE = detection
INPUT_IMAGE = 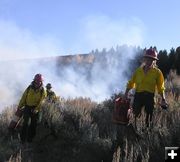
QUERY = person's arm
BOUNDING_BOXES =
[124,70,137,98]
[156,70,167,104]
[124,88,130,98]
[18,88,29,109]
[160,92,166,101]
[52,91,57,101]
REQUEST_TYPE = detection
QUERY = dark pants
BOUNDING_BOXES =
[133,92,154,127]
[20,106,39,143]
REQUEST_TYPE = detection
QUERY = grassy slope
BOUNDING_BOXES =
[0,96,180,162]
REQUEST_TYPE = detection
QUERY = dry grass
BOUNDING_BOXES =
[0,95,180,162]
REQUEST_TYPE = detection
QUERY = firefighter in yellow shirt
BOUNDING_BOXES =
[125,48,167,128]
[46,83,57,103]
[18,74,46,143]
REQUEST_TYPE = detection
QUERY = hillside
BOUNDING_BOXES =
[0,93,180,162]
[1,46,180,161]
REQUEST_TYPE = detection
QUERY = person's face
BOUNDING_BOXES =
[143,57,154,67]
[34,80,42,88]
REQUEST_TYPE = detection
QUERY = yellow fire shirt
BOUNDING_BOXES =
[127,67,165,94]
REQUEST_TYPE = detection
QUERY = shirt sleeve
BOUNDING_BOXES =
[126,71,137,90]
[156,70,165,94]
[18,88,29,109]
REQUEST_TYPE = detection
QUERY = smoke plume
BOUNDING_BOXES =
[0,17,144,112]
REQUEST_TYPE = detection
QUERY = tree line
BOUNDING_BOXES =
[91,45,180,78]
[157,47,180,77]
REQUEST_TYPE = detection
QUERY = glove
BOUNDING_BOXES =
[161,99,168,110]
[32,109,39,114]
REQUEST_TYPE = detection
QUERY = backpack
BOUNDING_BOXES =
[112,97,132,125]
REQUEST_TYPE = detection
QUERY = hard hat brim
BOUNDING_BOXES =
[143,55,159,60]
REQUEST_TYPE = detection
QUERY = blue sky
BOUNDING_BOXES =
[0,0,180,60]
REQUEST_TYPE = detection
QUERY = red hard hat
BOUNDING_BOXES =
[34,74,43,82]
[144,48,158,60]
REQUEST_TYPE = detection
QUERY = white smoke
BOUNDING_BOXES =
[0,20,62,110]
[0,16,144,112]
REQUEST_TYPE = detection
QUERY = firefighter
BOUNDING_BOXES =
[18,73,46,144]
[124,48,168,128]
[46,83,57,103]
